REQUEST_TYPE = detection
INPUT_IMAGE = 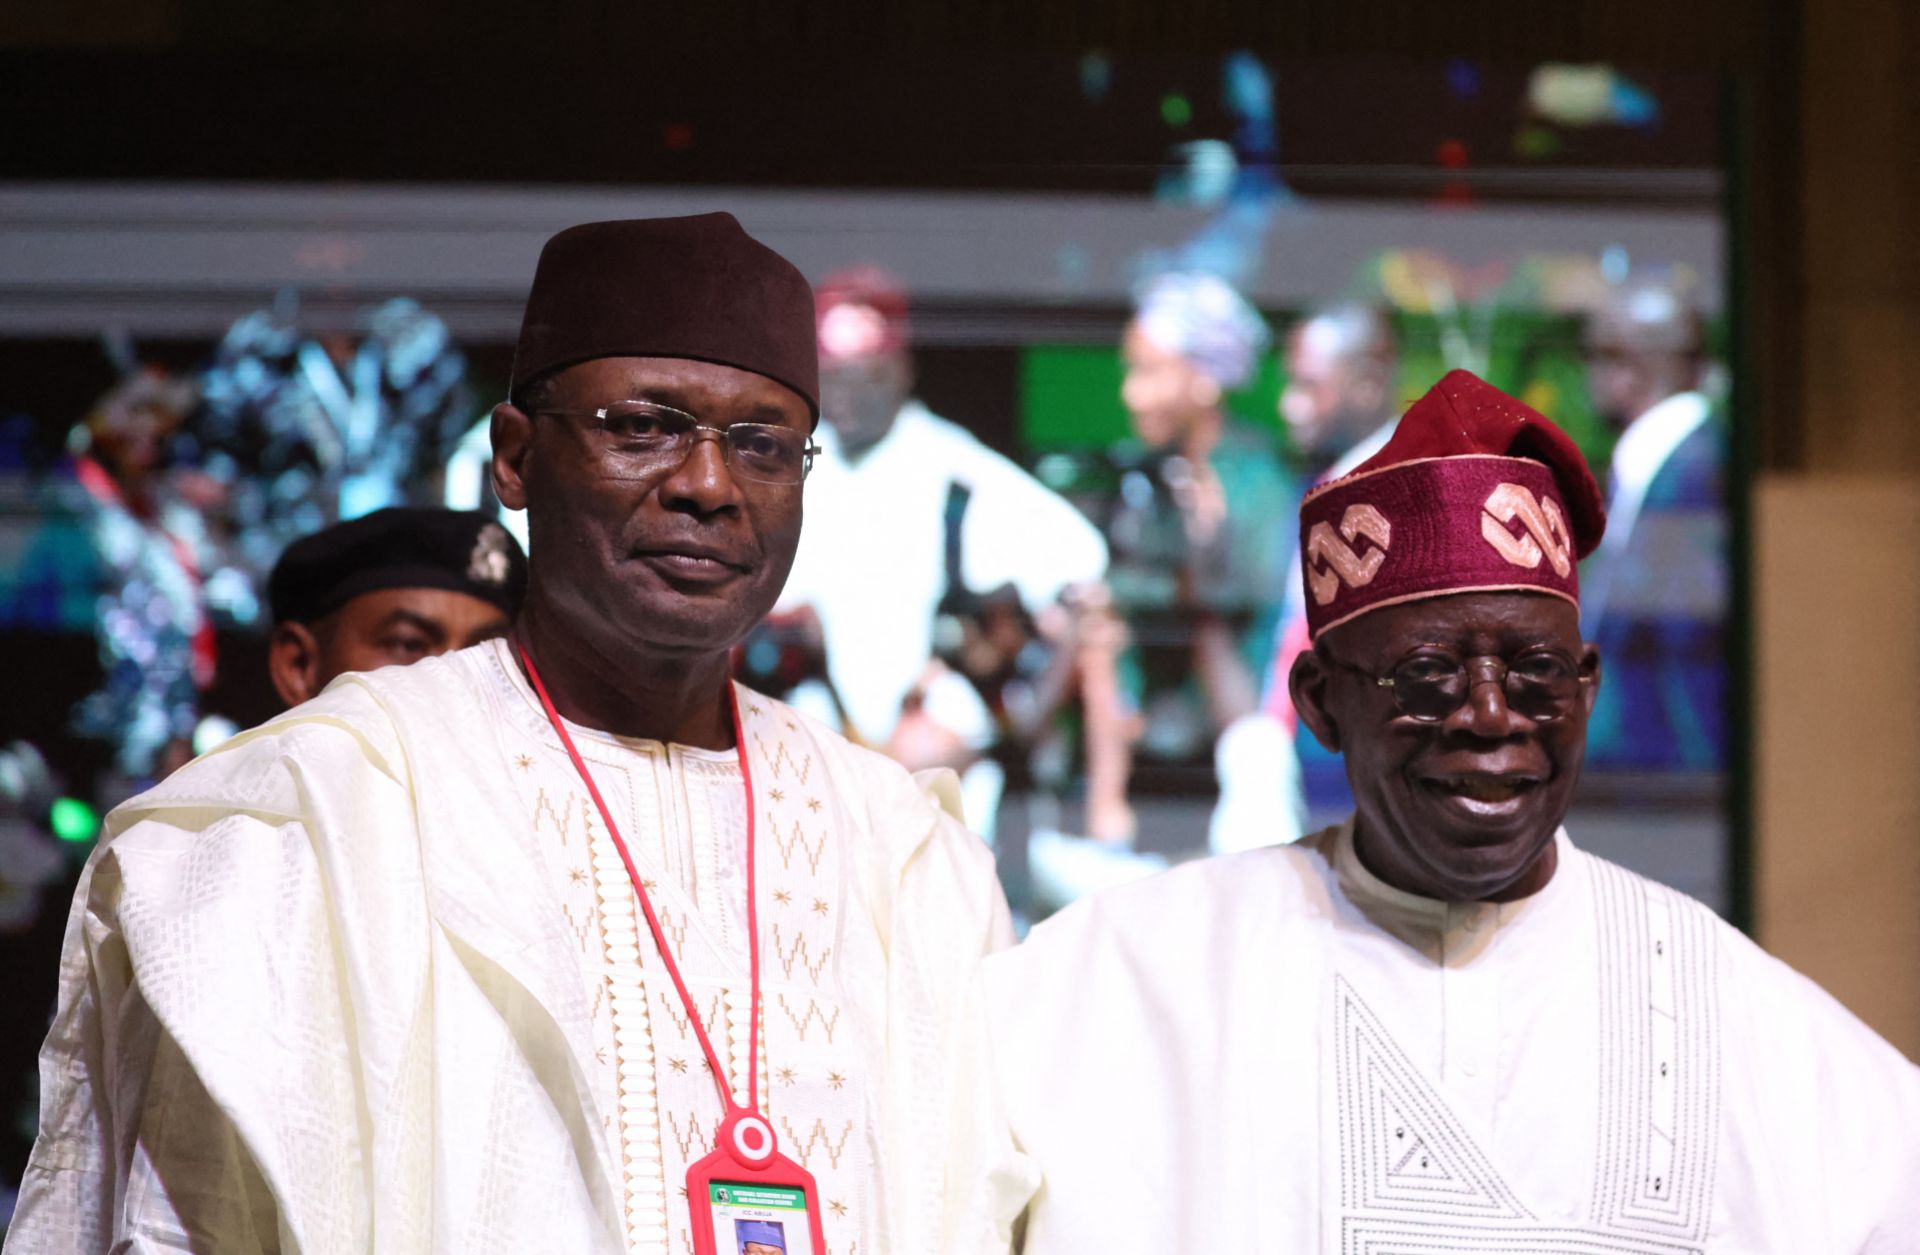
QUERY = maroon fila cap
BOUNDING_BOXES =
[1299,370,1607,641]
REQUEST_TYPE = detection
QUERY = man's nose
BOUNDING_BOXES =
[657,429,742,513]
[1459,658,1517,736]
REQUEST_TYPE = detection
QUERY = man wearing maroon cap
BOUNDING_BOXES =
[955,372,1920,1251]
[11,215,1011,1254]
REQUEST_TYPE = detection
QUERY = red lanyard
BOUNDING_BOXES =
[516,641,761,1122]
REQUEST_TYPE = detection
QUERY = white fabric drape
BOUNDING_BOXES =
[7,645,1011,1255]
[955,823,1920,1253]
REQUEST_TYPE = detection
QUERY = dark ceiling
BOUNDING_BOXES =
[0,48,1723,194]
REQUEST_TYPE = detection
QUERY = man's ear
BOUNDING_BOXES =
[491,402,533,512]
[268,621,323,708]
[1578,642,1603,718]
[1290,649,1344,752]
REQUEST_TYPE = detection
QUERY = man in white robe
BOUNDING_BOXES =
[7,213,1011,1255]
[956,371,1920,1253]
[777,268,1108,837]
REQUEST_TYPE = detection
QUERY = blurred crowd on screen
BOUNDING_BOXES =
[0,52,1739,1236]
[0,249,1729,1238]
[0,258,1728,918]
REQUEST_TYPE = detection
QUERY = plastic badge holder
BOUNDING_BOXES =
[688,1109,826,1255]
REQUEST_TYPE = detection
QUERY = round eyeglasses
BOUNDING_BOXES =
[535,399,820,486]
[1323,647,1592,723]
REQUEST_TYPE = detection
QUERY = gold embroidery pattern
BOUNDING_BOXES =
[779,1117,856,1171]
[655,990,724,1041]
[654,903,691,951]
[1306,503,1393,606]
[530,786,594,848]
[777,995,843,1044]
[771,924,833,984]
[591,798,664,1251]
[665,1108,719,1161]
[530,689,868,1251]
[773,818,829,876]
[754,736,814,786]
[1480,482,1574,577]
[502,671,879,1247]
[559,901,591,949]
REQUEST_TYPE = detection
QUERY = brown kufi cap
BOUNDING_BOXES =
[510,213,819,416]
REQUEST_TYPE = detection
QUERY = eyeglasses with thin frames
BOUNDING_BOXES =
[1321,647,1593,724]
[533,399,820,486]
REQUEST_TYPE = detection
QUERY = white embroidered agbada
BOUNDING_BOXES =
[6,639,1011,1254]
[957,822,1920,1253]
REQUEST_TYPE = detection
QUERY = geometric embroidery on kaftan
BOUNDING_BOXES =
[1334,856,1720,1255]
[483,644,871,1254]
[1587,859,1720,1245]
[1334,978,1533,1225]
[738,696,869,1255]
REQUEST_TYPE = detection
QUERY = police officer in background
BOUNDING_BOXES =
[267,506,527,707]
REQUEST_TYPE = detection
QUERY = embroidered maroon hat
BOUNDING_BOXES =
[1299,370,1607,640]
[510,213,819,416]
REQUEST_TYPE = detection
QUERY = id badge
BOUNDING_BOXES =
[688,1111,827,1255]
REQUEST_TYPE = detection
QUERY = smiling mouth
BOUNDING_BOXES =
[1420,774,1541,815]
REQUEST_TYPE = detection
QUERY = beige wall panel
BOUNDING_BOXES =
[1754,474,1920,1058]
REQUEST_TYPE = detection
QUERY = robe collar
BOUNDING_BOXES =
[472,636,750,972]
[405,642,762,1236]
[1330,817,1578,964]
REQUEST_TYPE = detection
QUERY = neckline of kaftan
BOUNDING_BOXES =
[469,640,794,1250]
[472,635,753,980]
[1326,817,1579,963]
[480,635,744,763]
[1316,821,1725,1248]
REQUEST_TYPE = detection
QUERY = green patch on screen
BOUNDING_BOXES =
[1013,308,1710,470]
[1018,345,1287,452]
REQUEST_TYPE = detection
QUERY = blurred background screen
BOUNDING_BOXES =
[0,46,1737,1210]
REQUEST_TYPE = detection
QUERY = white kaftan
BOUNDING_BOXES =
[957,822,1920,1253]
[778,401,1109,751]
[6,641,1011,1254]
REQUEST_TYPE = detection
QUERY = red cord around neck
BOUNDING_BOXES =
[515,640,761,1119]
